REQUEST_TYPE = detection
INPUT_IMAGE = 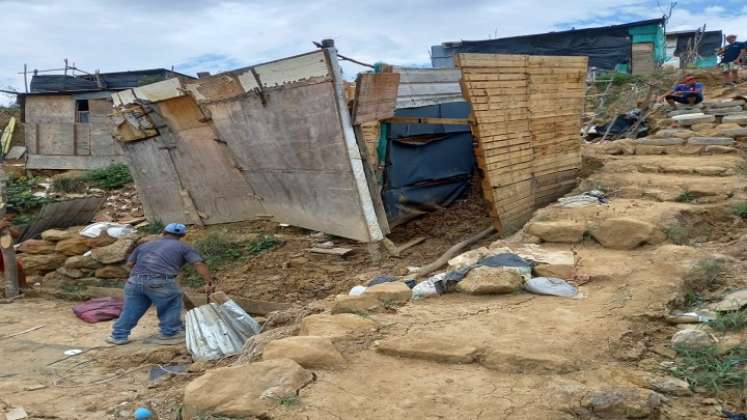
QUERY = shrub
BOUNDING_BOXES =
[7,176,54,210]
[664,224,689,245]
[83,163,133,190]
[138,219,165,235]
[676,191,696,203]
[709,310,747,333]
[52,176,87,193]
[733,202,747,219]
[671,346,747,394]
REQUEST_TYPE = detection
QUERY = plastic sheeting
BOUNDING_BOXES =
[381,102,475,226]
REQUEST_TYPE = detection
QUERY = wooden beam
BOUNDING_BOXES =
[383,116,471,125]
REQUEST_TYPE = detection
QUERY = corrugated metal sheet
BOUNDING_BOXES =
[185,301,261,361]
[19,196,106,241]
[393,67,464,109]
[29,69,191,93]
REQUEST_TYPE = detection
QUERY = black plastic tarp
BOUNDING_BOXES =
[382,102,475,226]
[437,18,665,70]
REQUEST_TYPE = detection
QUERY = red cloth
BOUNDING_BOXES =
[0,253,27,288]
[73,297,124,323]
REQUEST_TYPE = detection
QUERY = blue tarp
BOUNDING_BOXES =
[381,102,475,226]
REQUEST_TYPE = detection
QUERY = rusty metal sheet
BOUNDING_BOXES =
[20,196,106,241]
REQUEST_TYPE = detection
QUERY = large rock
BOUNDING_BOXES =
[363,281,412,305]
[18,239,56,255]
[600,139,636,155]
[85,233,117,249]
[720,127,747,138]
[55,236,91,256]
[704,106,744,115]
[298,314,377,340]
[526,221,586,243]
[723,113,747,124]
[534,263,575,280]
[590,218,657,250]
[182,358,313,419]
[582,387,662,419]
[91,238,136,264]
[331,293,384,314]
[41,229,74,242]
[634,145,666,155]
[652,129,695,139]
[704,145,737,154]
[455,266,523,295]
[672,113,715,126]
[56,266,88,279]
[694,166,728,176]
[690,122,719,136]
[704,99,745,108]
[667,108,701,117]
[375,336,478,364]
[263,336,344,369]
[634,137,684,146]
[448,247,491,269]
[20,253,67,274]
[671,329,716,351]
[687,136,735,146]
[95,265,130,279]
[64,254,102,270]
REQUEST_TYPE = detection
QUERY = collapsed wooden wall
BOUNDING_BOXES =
[455,54,587,233]
[25,95,124,169]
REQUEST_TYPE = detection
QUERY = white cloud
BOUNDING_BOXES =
[1,0,746,99]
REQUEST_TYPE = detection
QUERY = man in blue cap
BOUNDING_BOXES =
[106,223,213,345]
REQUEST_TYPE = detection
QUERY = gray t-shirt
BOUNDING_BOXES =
[128,237,203,277]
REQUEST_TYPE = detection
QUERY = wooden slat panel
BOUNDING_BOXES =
[456,53,586,234]
[354,72,400,125]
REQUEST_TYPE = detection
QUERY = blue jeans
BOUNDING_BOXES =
[111,274,183,340]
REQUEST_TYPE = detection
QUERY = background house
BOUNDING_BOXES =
[431,18,666,75]
[20,68,188,169]
[664,30,723,69]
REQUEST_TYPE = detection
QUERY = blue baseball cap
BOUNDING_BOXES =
[163,223,187,236]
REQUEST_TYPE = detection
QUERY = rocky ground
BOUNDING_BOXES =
[3,82,747,420]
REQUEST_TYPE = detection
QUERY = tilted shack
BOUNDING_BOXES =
[20,68,187,169]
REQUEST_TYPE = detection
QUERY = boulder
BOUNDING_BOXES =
[95,265,130,279]
[690,122,718,135]
[672,113,715,126]
[600,139,636,155]
[55,236,91,256]
[722,113,747,124]
[363,281,412,305]
[704,106,744,115]
[581,387,662,419]
[687,137,735,146]
[693,166,728,176]
[633,137,684,146]
[41,271,67,288]
[704,99,745,108]
[448,247,491,269]
[91,238,136,264]
[41,229,74,242]
[182,359,313,419]
[20,254,67,274]
[375,336,478,364]
[634,145,666,155]
[64,255,102,270]
[455,266,523,295]
[652,129,695,139]
[263,336,344,369]
[534,263,575,280]
[331,293,384,314]
[85,233,117,249]
[298,314,377,340]
[525,221,586,243]
[662,165,693,174]
[671,329,716,351]
[56,266,87,279]
[667,108,701,117]
[18,239,56,255]
[646,376,692,396]
[590,218,657,250]
[704,145,737,154]
[720,127,747,138]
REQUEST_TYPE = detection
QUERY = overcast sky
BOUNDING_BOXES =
[2,0,747,102]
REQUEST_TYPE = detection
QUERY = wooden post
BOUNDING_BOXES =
[23,64,28,93]
[1,230,18,298]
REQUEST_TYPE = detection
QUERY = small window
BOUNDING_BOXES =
[76,99,90,123]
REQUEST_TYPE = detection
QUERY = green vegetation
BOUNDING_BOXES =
[7,176,54,210]
[270,394,300,407]
[676,191,696,203]
[708,310,747,333]
[52,176,87,193]
[671,346,747,394]
[664,224,689,245]
[83,163,133,190]
[732,202,747,219]
[138,219,165,235]
[180,233,280,288]
[681,258,724,308]
[683,290,704,308]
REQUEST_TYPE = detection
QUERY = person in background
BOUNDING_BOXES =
[0,206,27,289]
[719,35,746,86]
[106,223,212,345]
[663,75,705,107]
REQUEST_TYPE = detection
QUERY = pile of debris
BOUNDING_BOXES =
[19,224,144,298]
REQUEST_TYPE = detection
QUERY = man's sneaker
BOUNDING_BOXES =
[105,336,130,345]
[145,331,185,345]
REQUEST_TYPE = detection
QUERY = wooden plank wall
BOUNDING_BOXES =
[456,53,586,234]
